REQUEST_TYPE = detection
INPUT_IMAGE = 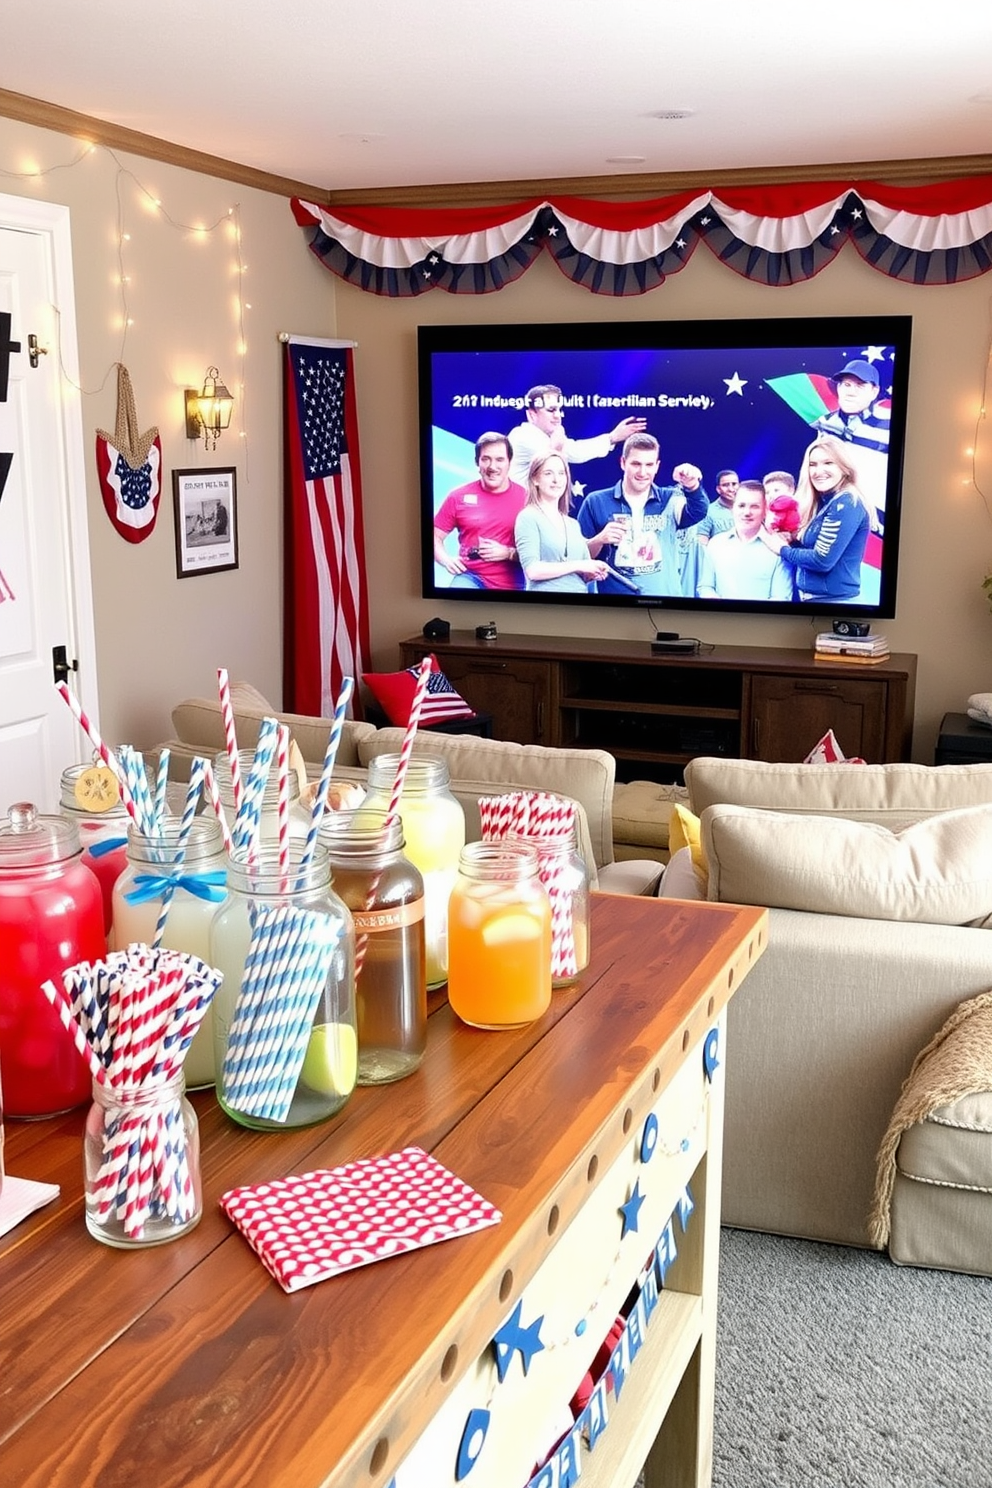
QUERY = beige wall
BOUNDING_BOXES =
[0,114,336,751]
[4,109,992,765]
[338,247,992,762]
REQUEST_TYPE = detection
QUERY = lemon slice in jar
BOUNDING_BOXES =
[300,1022,358,1097]
[482,911,542,947]
[74,764,120,812]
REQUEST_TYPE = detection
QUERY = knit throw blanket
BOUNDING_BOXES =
[869,991,992,1250]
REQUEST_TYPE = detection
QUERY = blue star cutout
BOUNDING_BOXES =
[493,1301,545,1381]
[619,1179,645,1237]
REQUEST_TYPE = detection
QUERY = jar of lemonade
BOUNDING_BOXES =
[506,825,590,986]
[319,809,426,1085]
[212,748,311,848]
[110,818,228,1089]
[209,844,356,1130]
[447,841,551,1029]
[59,762,130,935]
[363,755,465,989]
[0,802,105,1116]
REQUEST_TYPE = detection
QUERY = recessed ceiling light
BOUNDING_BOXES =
[605,155,647,165]
[647,109,693,121]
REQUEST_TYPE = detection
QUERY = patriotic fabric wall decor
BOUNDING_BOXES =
[363,655,476,726]
[283,336,371,717]
[292,177,992,296]
[95,364,162,543]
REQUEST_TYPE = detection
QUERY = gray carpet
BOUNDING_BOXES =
[713,1227,992,1488]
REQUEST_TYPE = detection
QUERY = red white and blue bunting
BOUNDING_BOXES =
[292,177,992,297]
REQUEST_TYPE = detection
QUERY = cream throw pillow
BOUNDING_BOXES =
[702,803,992,924]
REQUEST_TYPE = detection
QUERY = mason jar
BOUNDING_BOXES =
[319,809,426,1084]
[84,1071,202,1247]
[447,840,551,1029]
[363,755,465,989]
[506,827,590,986]
[0,802,105,1116]
[59,762,130,935]
[110,817,229,1089]
[212,748,311,852]
[209,844,356,1130]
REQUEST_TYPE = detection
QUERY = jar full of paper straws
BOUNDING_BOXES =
[210,845,357,1130]
[84,1070,201,1247]
[318,809,427,1085]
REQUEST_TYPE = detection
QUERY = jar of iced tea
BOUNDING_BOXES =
[110,817,229,1089]
[0,802,105,1116]
[319,809,426,1084]
[447,841,551,1029]
[506,826,590,986]
[363,755,465,989]
[59,762,130,935]
[209,845,357,1130]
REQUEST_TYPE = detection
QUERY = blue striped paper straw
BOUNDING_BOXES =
[297,676,355,880]
[154,748,171,828]
[231,717,278,859]
[151,758,205,950]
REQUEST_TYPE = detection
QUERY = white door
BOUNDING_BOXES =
[0,197,96,814]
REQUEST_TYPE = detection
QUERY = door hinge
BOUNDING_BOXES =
[53,645,78,686]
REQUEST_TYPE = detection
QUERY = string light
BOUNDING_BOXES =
[0,140,250,469]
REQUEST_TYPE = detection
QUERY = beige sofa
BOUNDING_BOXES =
[676,756,992,1265]
[160,684,663,896]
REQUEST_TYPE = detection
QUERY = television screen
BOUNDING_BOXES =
[418,315,912,619]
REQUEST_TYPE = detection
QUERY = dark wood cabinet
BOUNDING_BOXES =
[400,633,917,778]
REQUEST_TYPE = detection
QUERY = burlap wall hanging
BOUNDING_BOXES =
[95,364,162,543]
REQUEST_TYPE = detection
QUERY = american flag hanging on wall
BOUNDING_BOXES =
[283,336,371,716]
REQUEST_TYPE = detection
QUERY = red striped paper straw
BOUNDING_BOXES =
[39,978,108,1085]
[217,667,243,816]
[385,655,433,822]
[276,723,291,890]
[56,682,140,828]
[201,757,233,852]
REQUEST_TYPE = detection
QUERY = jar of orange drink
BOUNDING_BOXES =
[447,841,551,1029]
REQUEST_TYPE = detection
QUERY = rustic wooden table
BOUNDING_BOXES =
[0,893,766,1488]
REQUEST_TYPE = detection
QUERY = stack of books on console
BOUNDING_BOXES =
[814,631,891,665]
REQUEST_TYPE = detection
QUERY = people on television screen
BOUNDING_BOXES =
[433,432,526,590]
[696,481,793,601]
[695,469,739,546]
[575,433,709,597]
[514,453,608,594]
[762,470,800,537]
[758,436,875,603]
[812,358,890,532]
[505,384,647,489]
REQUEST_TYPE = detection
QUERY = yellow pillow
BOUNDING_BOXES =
[669,804,707,891]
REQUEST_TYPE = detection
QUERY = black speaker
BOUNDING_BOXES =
[423,617,450,641]
[832,618,871,638]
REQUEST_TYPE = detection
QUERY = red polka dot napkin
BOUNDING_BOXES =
[220,1146,502,1292]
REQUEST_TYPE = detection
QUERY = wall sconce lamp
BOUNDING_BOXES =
[185,366,234,450]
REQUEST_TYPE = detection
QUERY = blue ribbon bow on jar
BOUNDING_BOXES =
[124,870,228,905]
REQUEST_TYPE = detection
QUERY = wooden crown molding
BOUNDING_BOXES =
[2,86,991,208]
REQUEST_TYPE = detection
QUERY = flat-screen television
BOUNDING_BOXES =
[418,315,912,619]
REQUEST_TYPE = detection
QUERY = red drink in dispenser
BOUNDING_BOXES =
[0,802,106,1117]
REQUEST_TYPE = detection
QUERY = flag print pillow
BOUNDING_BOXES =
[363,655,476,727]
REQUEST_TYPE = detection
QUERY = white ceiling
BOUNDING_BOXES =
[5,2,992,193]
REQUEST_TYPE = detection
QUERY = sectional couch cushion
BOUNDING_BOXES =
[686,756,992,829]
[701,802,992,925]
[170,684,376,770]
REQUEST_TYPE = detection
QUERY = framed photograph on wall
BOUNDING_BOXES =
[172,467,238,578]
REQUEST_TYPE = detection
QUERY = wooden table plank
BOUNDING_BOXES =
[0,896,765,1488]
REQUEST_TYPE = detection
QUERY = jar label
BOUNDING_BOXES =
[352,898,425,933]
